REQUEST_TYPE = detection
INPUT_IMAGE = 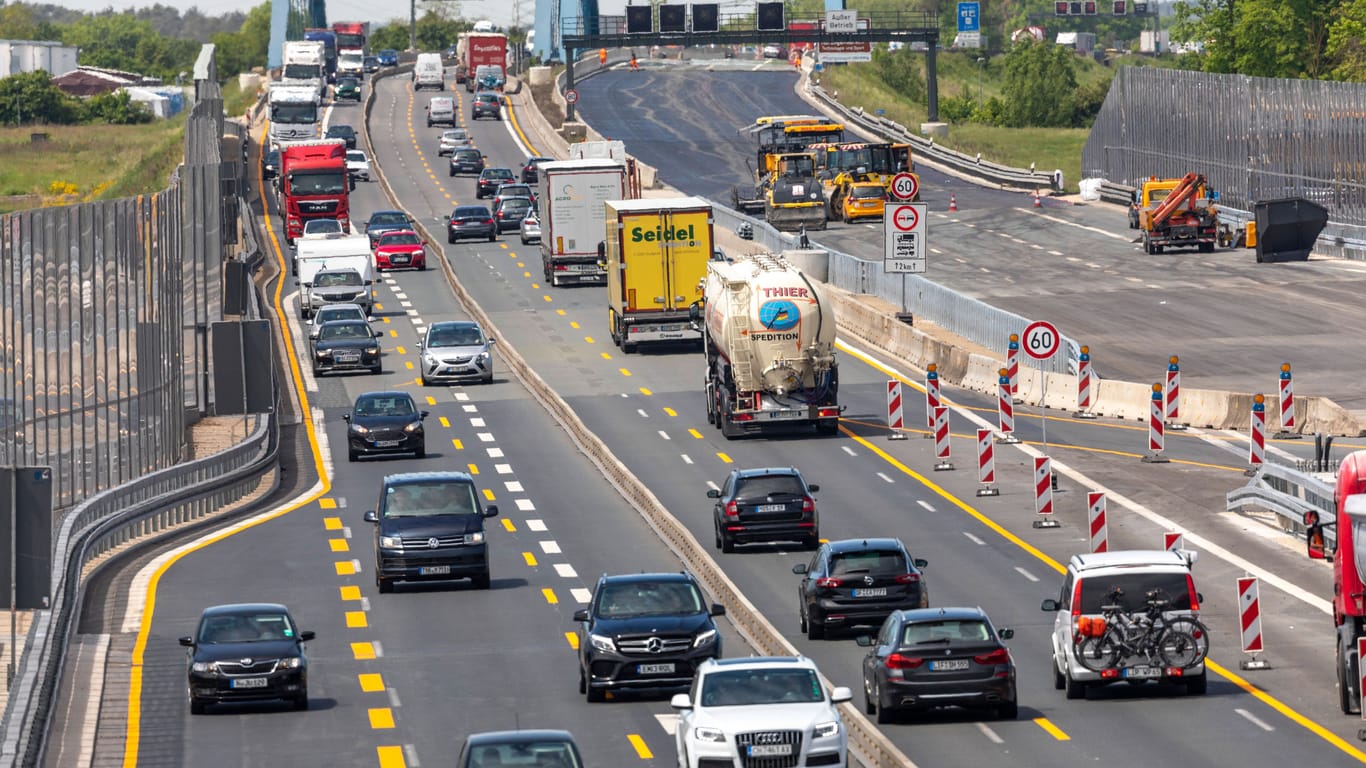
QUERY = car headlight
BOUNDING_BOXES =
[351,424,369,435]
[589,634,616,653]
[191,661,216,673]
[367,345,380,354]
[278,656,303,669]
[693,628,718,648]
[403,421,423,433]
[466,531,484,544]
[379,535,403,549]
[693,727,726,743]
[813,721,840,739]
[478,351,491,361]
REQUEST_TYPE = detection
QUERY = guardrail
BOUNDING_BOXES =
[1227,460,1336,549]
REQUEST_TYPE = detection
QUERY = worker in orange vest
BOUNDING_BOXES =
[630,51,639,71]
[599,48,607,65]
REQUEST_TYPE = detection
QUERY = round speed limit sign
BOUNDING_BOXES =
[891,172,919,201]
[1022,320,1061,360]
[565,89,579,104]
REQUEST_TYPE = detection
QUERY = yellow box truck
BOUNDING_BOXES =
[602,197,713,353]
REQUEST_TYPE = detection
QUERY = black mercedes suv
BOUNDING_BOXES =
[573,572,725,702]
[363,471,499,593]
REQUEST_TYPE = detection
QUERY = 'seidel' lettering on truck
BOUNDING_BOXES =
[602,197,712,352]
[280,139,351,245]
[536,159,628,286]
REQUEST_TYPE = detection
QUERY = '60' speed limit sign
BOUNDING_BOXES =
[1022,320,1061,361]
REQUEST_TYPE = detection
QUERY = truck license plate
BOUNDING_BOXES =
[231,677,269,689]
[748,745,792,757]
[1123,666,1162,679]
[929,659,969,671]
[637,663,675,675]
[419,565,451,575]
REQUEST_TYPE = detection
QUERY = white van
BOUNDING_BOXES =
[414,52,445,91]
[426,96,456,128]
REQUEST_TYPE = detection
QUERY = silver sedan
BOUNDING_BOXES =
[519,212,541,245]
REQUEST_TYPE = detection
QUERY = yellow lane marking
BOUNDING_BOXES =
[532,283,541,289]
[505,90,543,155]
[376,745,406,768]
[1033,717,1070,741]
[543,295,552,302]
[628,735,653,759]
[689,429,703,439]
[340,585,362,601]
[369,708,396,729]
[556,309,566,315]
[346,611,368,628]
[335,561,356,576]
[542,588,558,605]
[639,387,652,396]
[571,321,581,329]
[483,489,496,500]
[524,271,532,278]
[585,336,595,344]
[620,368,632,377]
[467,463,479,475]
[717,452,733,464]
[565,632,579,650]
[329,538,349,553]
[319,498,338,509]
[352,642,377,660]
[453,438,464,450]
[502,518,516,532]
[382,317,390,324]
[426,396,437,405]
[359,673,385,692]
[375,302,384,311]
[405,361,414,369]
[664,407,677,417]
[324,516,343,530]
[601,352,612,360]
[439,416,451,428]
[396,346,406,355]
[1207,658,1366,761]
[523,551,538,566]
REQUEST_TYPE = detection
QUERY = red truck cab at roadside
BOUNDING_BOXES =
[280,139,351,244]
[1307,449,1366,713]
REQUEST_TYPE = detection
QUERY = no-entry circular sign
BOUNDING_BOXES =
[565,89,579,104]
[891,204,920,232]
[1023,320,1061,360]
[891,172,919,201]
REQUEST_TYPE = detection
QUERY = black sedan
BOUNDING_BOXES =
[262,148,280,181]
[449,147,486,176]
[325,123,357,149]
[793,537,928,640]
[493,197,534,232]
[458,730,586,768]
[343,391,427,461]
[364,210,414,247]
[709,466,819,552]
[310,319,381,375]
[521,156,552,183]
[475,168,515,198]
[857,606,1017,722]
[446,205,497,243]
[179,602,315,714]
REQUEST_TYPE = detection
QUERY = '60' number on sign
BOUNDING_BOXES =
[1022,320,1061,361]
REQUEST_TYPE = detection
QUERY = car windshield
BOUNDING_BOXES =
[830,550,907,577]
[456,151,482,161]
[289,171,347,195]
[314,271,362,287]
[354,395,415,417]
[595,581,705,618]
[499,186,531,197]
[319,321,371,340]
[198,611,296,643]
[736,474,803,498]
[382,480,479,517]
[369,213,408,228]
[380,233,421,246]
[469,742,581,768]
[500,200,531,212]
[347,151,367,163]
[902,619,991,645]
[443,130,468,141]
[486,170,514,180]
[700,668,824,707]
[316,307,365,324]
[304,220,342,234]
[1078,573,1192,613]
[339,78,358,88]
[428,326,484,347]
[851,185,887,200]
[328,126,355,138]
[455,207,490,219]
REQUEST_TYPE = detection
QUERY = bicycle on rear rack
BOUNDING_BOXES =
[1075,587,1209,673]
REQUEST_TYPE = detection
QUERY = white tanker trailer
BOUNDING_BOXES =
[689,252,842,438]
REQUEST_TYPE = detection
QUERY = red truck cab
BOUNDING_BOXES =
[280,139,351,245]
[1307,449,1366,713]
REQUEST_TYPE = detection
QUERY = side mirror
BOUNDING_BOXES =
[298,630,316,642]
[791,563,809,575]
[342,414,351,422]
[807,483,820,493]
[443,215,451,223]
[710,603,726,617]
[572,608,589,622]
[1196,592,1204,603]
[597,241,606,259]
[483,504,499,518]
[998,628,1015,640]
[670,693,692,710]
[1041,599,1060,612]
[1308,524,1328,560]
[363,510,378,523]
[301,281,312,288]
[913,558,928,569]
[487,338,497,345]
[854,635,874,647]
[706,489,721,499]
[830,686,853,704]
[178,636,195,647]
[373,329,382,338]
[419,410,429,419]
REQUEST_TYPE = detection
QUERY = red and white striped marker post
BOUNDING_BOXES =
[996,368,1020,444]
[1088,492,1108,553]
[1275,362,1299,438]
[1248,393,1266,473]
[975,428,999,497]
[1032,456,1060,528]
[1238,576,1271,670]
[1142,383,1170,463]
[932,406,954,471]
[887,380,907,440]
[1006,333,1021,401]
[1074,345,1097,419]
[924,363,941,436]
[1164,531,1184,552]
[1165,355,1187,430]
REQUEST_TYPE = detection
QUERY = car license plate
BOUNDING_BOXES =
[748,745,792,758]
[231,677,269,689]
[1123,666,1162,679]
[336,353,360,363]
[392,255,409,263]
[375,440,401,448]
[419,565,451,575]
[756,504,786,513]
[637,663,676,675]
[929,659,970,671]
[853,588,887,598]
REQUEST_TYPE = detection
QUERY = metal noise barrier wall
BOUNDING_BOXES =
[1082,67,1366,258]
[365,65,917,768]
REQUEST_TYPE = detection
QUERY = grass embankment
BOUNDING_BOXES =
[0,79,254,214]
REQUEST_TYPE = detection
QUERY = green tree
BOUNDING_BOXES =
[0,71,79,125]
[1327,0,1366,80]
[1173,0,1334,77]
[81,90,154,124]
[211,2,273,76]
[870,45,926,103]
[999,37,1077,127]
[370,22,412,52]
[59,14,198,80]
[414,11,465,52]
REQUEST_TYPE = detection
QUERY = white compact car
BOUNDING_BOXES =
[673,656,850,768]
[437,128,470,156]
[307,302,368,338]
[345,150,371,181]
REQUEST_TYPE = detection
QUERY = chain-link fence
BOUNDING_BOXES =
[0,45,236,510]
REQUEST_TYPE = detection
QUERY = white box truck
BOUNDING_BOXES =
[413,52,445,90]
[295,234,375,317]
[536,158,628,286]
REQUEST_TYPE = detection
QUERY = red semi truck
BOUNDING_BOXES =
[464,33,508,92]
[280,139,352,245]
[1307,451,1366,714]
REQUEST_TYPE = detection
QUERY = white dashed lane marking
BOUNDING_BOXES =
[571,588,593,603]
[554,563,577,578]
[516,499,536,512]
[495,463,513,474]
[539,541,561,554]
[526,519,547,531]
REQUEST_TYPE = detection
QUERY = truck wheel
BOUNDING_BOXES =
[1340,641,1357,714]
